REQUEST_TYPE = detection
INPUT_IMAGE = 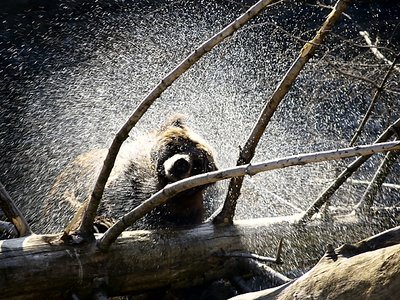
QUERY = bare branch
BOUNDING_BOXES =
[299,117,400,224]
[0,182,31,237]
[245,21,314,45]
[337,225,400,257]
[360,31,400,72]
[73,0,281,240]
[98,140,400,251]
[354,150,399,213]
[304,2,351,19]
[330,32,398,56]
[328,61,381,89]
[214,0,352,225]
[350,53,400,146]
[216,252,279,264]
[221,239,284,264]
[348,179,400,190]
[327,61,400,95]
[242,259,292,285]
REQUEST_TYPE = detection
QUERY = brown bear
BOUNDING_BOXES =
[41,115,218,233]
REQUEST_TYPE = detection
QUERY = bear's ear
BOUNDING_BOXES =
[162,114,187,129]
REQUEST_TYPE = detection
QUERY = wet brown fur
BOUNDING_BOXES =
[42,115,217,233]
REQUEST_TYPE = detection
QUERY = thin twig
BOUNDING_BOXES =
[221,239,283,264]
[245,21,315,46]
[348,179,400,190]
[0,182,32,237]
[214,0,352,225]
[304,2,352,19]
[299,117,400,223]
[350,53,400,146]
[330,32,398,56]
[216,252,279,264]
[243,259,292,285]
[354,150,399,213]
[72,0,281,240]
[359,31,400,73]
[327,61,400,94]
[97,140,400,251]
[275,238,284,264]
[328,61,381,89]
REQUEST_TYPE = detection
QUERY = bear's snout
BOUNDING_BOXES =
[163,154,193,182]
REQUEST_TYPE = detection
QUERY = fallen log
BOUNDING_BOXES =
[0,214,398,299]
[231,226,400,300]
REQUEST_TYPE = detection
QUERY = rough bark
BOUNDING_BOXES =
[0,213,398,299]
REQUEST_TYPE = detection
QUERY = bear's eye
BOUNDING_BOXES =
[192,157,208,174]
[163,154,192,182]
[174,157,191,174]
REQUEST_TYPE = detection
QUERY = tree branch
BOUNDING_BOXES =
[336,225,400,257]
[354,150,399,213]
[231,226,400,300]
[359,31,400,73]
[0,182,31,237]
[73,0,281,240]
[328,61,381,89]
[299,117,400,223]
[98,141,400,251]
[214,0,352,225]
[348,179,400,190]
[2,214,398,299]
[349,53,400,146]
[327,61,400,95]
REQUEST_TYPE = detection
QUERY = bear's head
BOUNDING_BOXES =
[152,115,217,187]
[148,115,218,226]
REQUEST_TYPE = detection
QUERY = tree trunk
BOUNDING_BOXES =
[232,240,400,300]
[0,214,398,299]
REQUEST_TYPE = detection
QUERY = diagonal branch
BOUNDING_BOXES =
[299,117,400,223]
[73,0,281,240]
[359,31,400,73]
[327,61,400,95]
[97,140,400,251]
[349,53,400,146]
[337,225,400,257]
[213,0,352,225]
[0,182,32,237]
[354,149,399,213]
[327,61,381,88]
